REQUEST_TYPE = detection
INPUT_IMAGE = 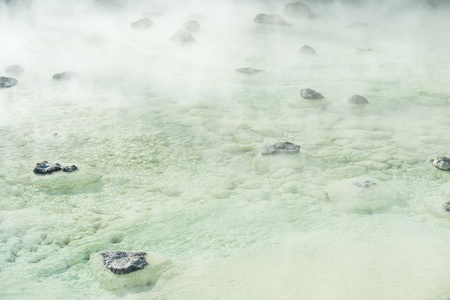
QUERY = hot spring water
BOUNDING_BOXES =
[1,0,450,299]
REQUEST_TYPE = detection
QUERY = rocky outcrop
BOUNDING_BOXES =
[254,13,287,25]
[299,45,315,54]
[283,2,314,18]
[348,94,369,104]
[130,18,153,29]
[0,76,18,88]
[100,251,148,275]
[430,156,450,171]
[169,29,196,43]
[4,64,24,76]
[236,68,264,74]
[180,20,201,33]
[300,88,324,99]
[262,142,300,155]
[52,71,80,81]
[33,161,78,175]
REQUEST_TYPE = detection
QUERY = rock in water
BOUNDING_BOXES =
[236,68,264,74]
[254,14,287,25]
[180,20,201,33]
[283,2,314,18]
[33,161,78,175]
[169,29,196,43]
[353,180,376,188]
[262,142,300,155]
[0,76,18,88]
[430,156,450,171]
[130,17,153,29]
[299,45,315,54]
[442,201,450,212]
[4,64,24,76]
[100,251,148,275]
[300,88,324,99]
[348,94,369,104]
[52,71,80,81]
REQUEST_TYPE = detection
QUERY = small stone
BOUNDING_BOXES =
[300,88,324,99]
[4,64,24,76]
[236,68,264,74]
[430,156,450,171]
[169,30,196,43]
[283,2,314,18]
[0,76,18,88]
[33,161,62,174]
[254,13,287,25]
[348,94,369,104]
[52,72,80,81]
[262,142,300,155]
[100,251,148,275]
[130,18,153,29]
[62,165,78,172]
[180,20,200,33]
[353,180,376,188]
[299,45,315,54]
[442,201,450,212]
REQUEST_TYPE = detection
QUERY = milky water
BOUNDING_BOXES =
[1,1,450,299]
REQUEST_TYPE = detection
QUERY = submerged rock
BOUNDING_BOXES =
[100,251,148,275]
[262,142,300,155]
[430,156,450,171]
[299,45,315,54]
[4,64,24,76]
[353,180,376,188]
[52,71,80,81]
[442,201,450,212]
[33,161,78,175]
[300,88,324,99]
[283,2,314,18]
[169,29,196,43]
[236,68,264,74]
[130,17,153,29]
[348,94,369,104]
[0,76,18,88]
[254,13,287,25]
[180,20,201,33]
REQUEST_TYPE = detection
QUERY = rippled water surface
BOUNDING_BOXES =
[1,1,450,299]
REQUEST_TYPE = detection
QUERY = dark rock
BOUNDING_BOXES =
[180,20,200,33]
[283,2,314,18]
[4,64,24,76]
[169,29,196,43]
[33,161,78,175]
[353,180,376,188]
[299,45,315,54]
[0,76,18,88]
[236,68,264,74]
[262,142,300,155]
[100,251,148,275]
[348,22,369,28]
[300,88,324,99]
[430,156,450,171]
[348,94,369,104]
[52,72,80,81]
[254,13,287,25]
[442,201,450,212]
[130,18,153,29]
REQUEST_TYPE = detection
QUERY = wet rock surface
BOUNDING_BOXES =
[33,161,78,175]
[170,29,196,43]
[180,20,201,33]
[236,68,264,74]
[4,64,24,76]
[348,94,369,104]
[301,88,324,99]
[100,251,148,275]
[299,45,315,54]
[130,17,153,29]
[0,76,18,88]
[430,156,450,171]
[442,201,450,212]
[254,13,287,25]
[262,142,300,155]
[283,2,314,18]
[52,71,80,81]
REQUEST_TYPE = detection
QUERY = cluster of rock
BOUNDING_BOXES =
[33,161,78,175]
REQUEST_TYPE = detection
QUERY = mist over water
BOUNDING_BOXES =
[1,0,450,299]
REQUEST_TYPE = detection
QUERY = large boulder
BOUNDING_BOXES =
[52,71,80,81]
[348,94,369,104]
[0,76,18,88]
[130,17,153,29]
[300,88,324,99]
[254,13,287,25]
[262,142,300,155]
[283,2,314,18]
[430,156,450,171]
[4,64,24,76]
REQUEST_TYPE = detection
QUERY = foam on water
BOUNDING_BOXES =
[1,0,450,299]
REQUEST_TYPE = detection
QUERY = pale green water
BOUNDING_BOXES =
[1,1,450,299]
